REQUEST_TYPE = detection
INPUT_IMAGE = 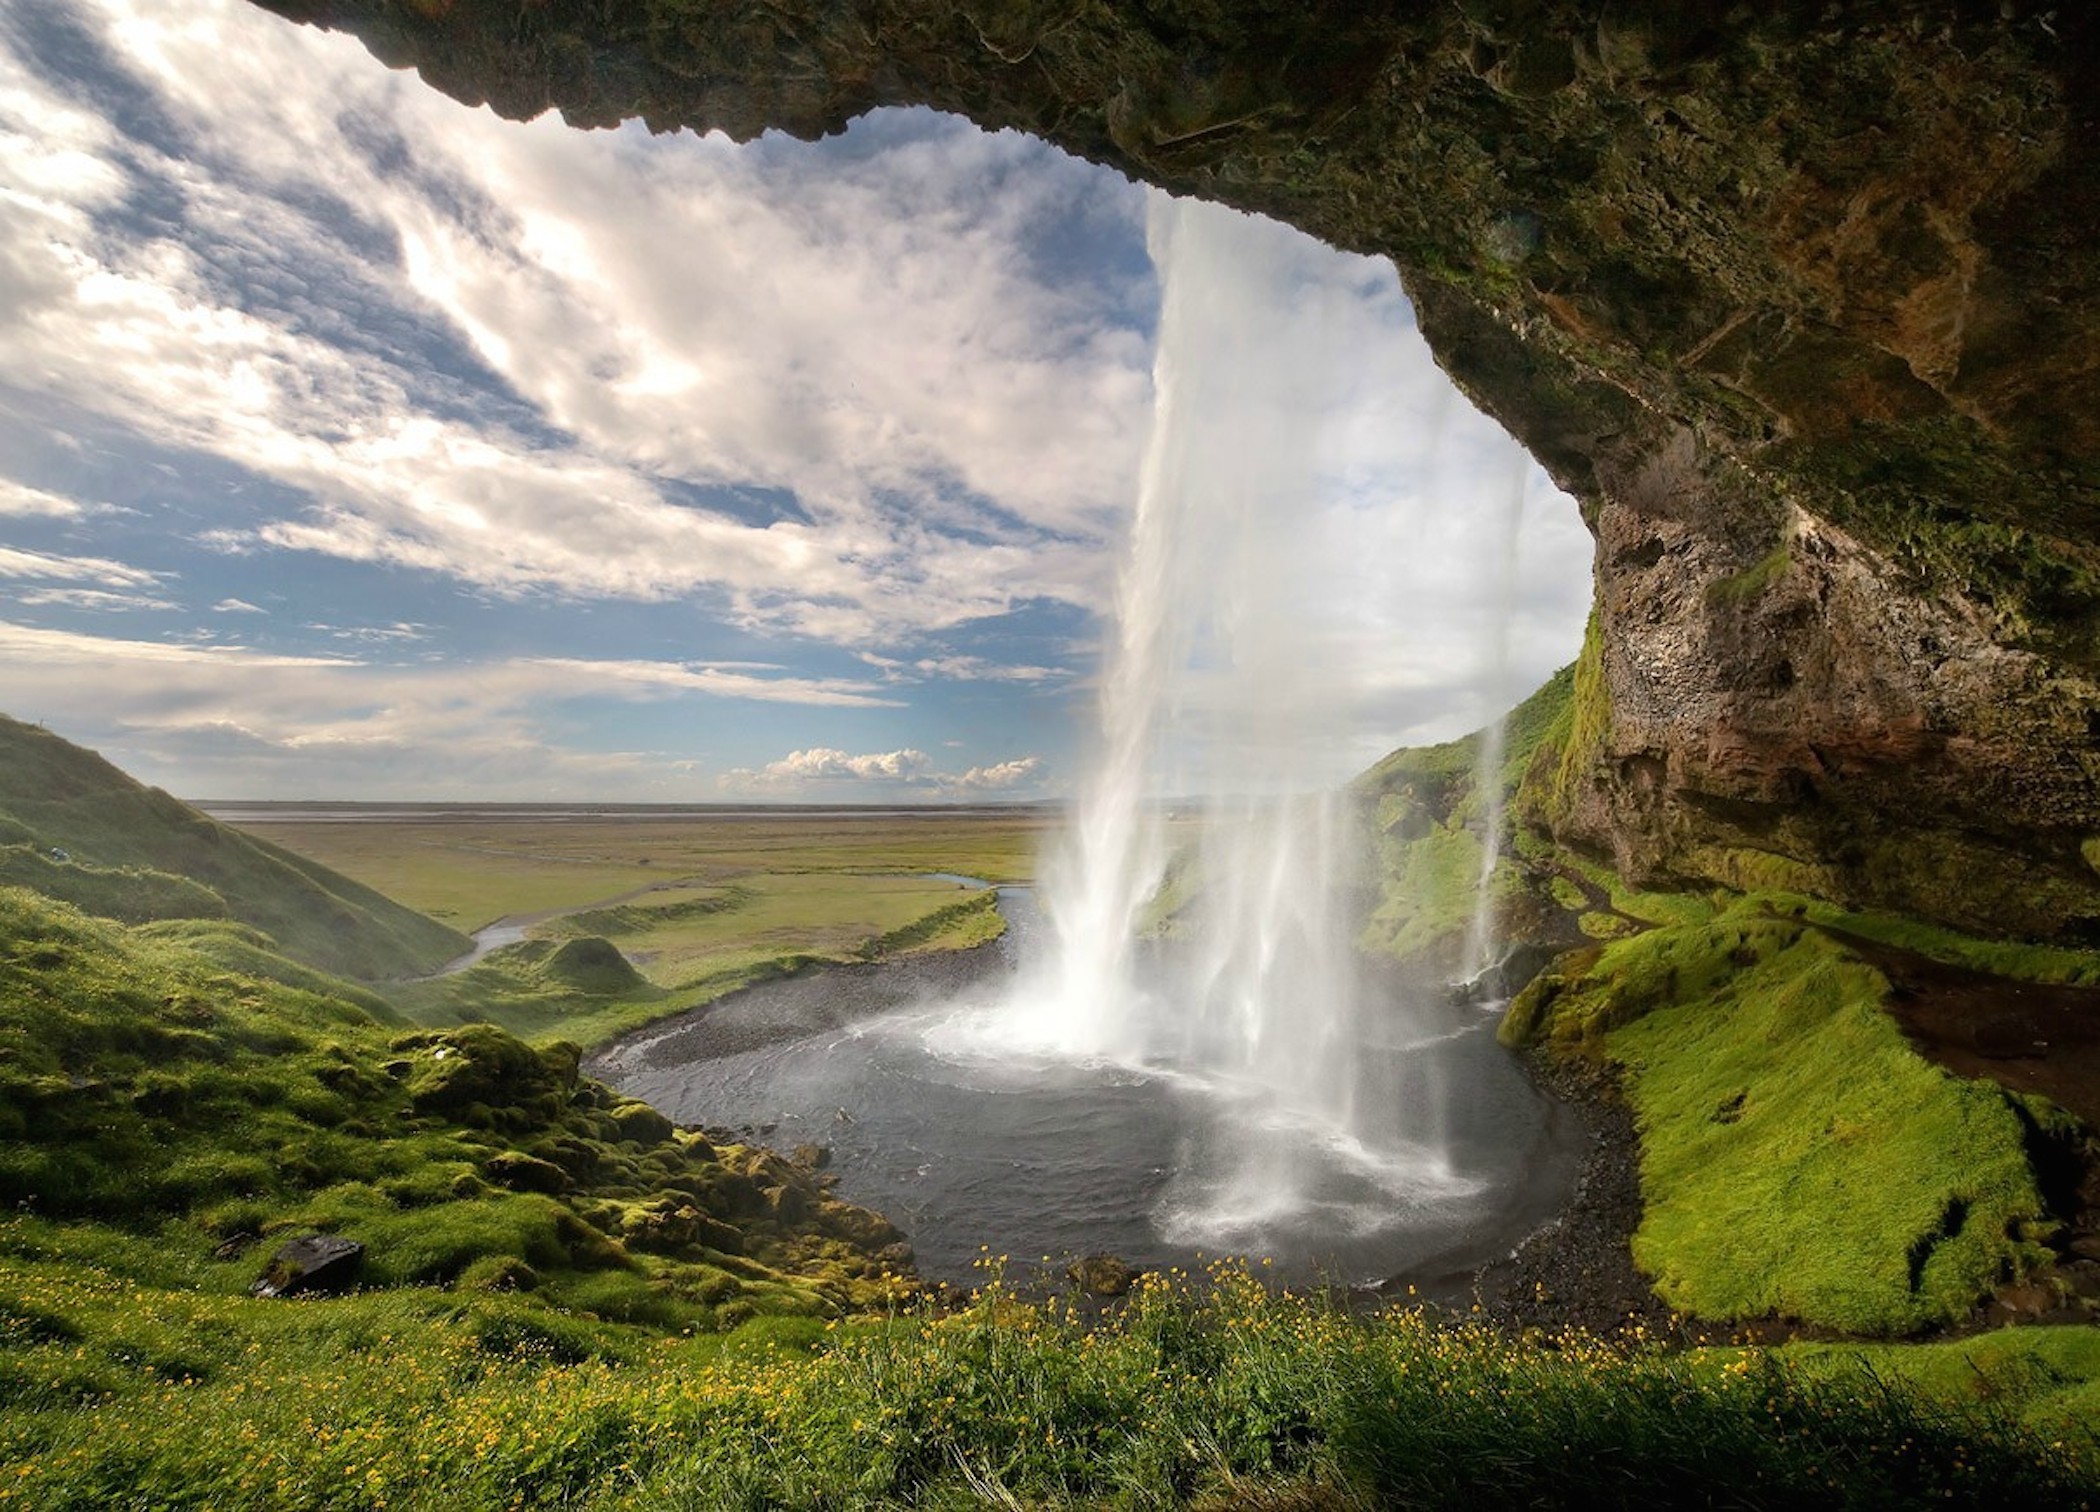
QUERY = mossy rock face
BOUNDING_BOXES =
[259,1,2100,941]
[395,1024,578,1121]
[1503,894,2066,1335]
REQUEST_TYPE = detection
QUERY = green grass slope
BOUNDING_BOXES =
[0,1253,2091,1509]
[1365,662,2097,1338]
[0,715,466,979]
[1355,661,1579,970]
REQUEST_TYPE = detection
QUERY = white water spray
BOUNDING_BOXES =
[1008,194,1480,1248]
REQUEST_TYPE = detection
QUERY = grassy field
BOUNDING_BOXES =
[213,808,1043,1047]
[1,1244,2091,1510]
[223,810,1048,930]
[1502,892,2070,1335]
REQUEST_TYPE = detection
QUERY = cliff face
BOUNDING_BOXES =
[253,0,2100,938]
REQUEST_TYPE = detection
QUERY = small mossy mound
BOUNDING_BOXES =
[537,934,645,994]
[1504,895,2059,1335]
[391,934,679,1048]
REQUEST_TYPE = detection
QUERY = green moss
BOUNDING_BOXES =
[1804,417,2100,660]
[1357,821,1486,965]
[1792,895,2100,987]
[1356,660,1589,970]
[1680,844,1832,898]
[1703,539,1790,606]
[0,886,902,1330]
[131,918,402,1021]
[0,844,229,926]
[1507,897,2054,1334]
[1781,1326,2100,1440]
[1512,611,1612,837]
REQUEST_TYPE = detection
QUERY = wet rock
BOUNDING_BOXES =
[790,1142,831,1170]
[765,1183,810,1225]
[817,1200,905,1251]
[251,1234,363,1298]
[1068,1254,1139,1298]
[1453,942,1563,1005]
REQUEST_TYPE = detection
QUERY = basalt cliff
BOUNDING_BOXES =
[255,0,2100,940]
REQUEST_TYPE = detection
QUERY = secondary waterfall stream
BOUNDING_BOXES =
[595,196,1580,1285]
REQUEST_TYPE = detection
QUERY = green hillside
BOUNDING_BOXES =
[0,716,466,979]
[0,885,906,1318]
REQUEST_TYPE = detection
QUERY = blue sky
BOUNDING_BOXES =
[0,0,1593,802]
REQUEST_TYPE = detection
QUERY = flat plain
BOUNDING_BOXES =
[207,805,1053,1046]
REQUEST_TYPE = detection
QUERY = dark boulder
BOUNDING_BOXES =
[250,1234,363,1298]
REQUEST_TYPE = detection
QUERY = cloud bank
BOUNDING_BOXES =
[0,0,1594,802]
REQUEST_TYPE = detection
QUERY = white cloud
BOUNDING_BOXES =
[0,545,163,588]
[310,621,428,644]
[0,0,1150,647]
[858,651,1069,685]
[953,757,1042,789]
[0,621,931,797]
[525,657,901,710]
[762,747,935,782]
[211,597,265,613]
[0,620,350,668]
[15,587,177,612]
[718,745,1046,798]
[0,480,87,518]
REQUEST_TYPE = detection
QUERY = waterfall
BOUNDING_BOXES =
[1458,458,1532,988]
[1003,192,1478,1248]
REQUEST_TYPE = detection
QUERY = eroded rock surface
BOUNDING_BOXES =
[250,0,2100,936]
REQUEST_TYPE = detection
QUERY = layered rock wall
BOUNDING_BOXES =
[254,0,2100,937]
